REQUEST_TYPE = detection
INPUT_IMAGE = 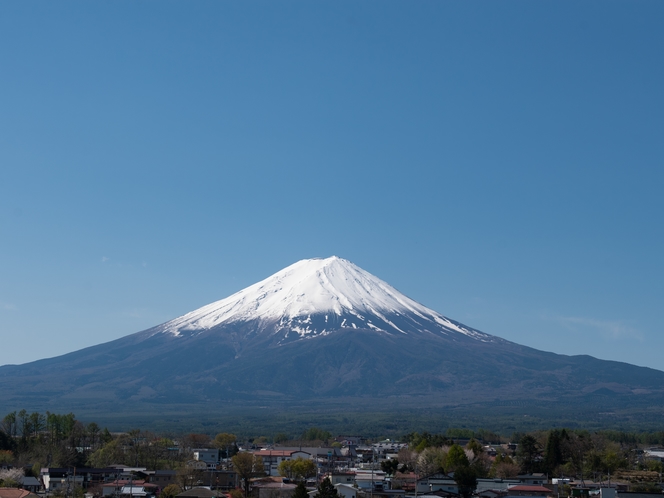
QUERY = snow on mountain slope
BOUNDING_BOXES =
[156,256,495,341]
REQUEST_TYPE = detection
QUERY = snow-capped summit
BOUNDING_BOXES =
[157,256,495,343]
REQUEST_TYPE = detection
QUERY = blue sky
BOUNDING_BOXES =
[1,2,662,371]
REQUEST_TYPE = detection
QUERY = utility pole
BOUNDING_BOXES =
[371,447,374,498]
[65,472,71,498]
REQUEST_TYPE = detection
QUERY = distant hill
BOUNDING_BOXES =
[1,256,663,428]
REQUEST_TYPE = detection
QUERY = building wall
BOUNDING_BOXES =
[194,449,220,466]
[335,485,357,498]
[330,475,356,485]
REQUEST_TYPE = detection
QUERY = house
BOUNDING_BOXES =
[119,485,155,498]
[205,470,238,490]
[335,436,365,446]
[194,449,221,470]
[506,485,552,497]
[371,442,407,457]
[422,491,460,498]
[562,480,620,491]
[340,447,359,461]
[484,446,499,458]
[101,480,158,497]
[176,488,223,498]
[252,450,312,477]
[372,490,406,498]
[109,467,148,480]
[416,473,457,495]
[40,469,85,492]
[355,471,388,492]
[275,447,346,467]
[38,466,125,488]
[600,489,617,498]
[643,448,664,463]
[516,475,547,486]
[414,494,454,498]
[354,448,376,464]
[328,473,356,486]
[478,490,505,498]
[146,470,177,488]
[334,483,358,498]
[250,478,297,498]
[392,472,417,492]
[19,477,41,493]
[476,479,521,493]
[0,489,39,498]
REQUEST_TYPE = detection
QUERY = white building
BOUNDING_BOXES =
[335,483,358,498]
[193,449,220,470]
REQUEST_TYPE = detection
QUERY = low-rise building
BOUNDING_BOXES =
[506,485,552,497]
[416,473,456,495]
[476,479,521,493]
[0,489,40,498]
[328,473,356,486]
[40,469,85,492]
[102,480,158,497]
[251,477,297,498]
[516,475,547,486]
[253,450,312,477]
[335,483,358,498]
[19,477,41,493]
[194,449,221,470]
[148,470,177,488]
[392,472,417,492]
[205,470,238,490]
[355,471,388,492]
[119,485,155,498]
[41,467,123,490]
[176,488,223,498]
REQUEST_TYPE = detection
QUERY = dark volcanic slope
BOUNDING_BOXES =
[1,317,663,413]
[0,256,662,415]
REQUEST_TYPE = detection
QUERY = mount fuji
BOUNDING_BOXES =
[1,256,663,419]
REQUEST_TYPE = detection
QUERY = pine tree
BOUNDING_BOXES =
[454,465,477,498]
[293,481,309,498]
[544,430,563,474]
[314,478,339,498]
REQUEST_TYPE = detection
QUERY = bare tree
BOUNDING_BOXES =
[0,467,24,487]
[397,447,417,472]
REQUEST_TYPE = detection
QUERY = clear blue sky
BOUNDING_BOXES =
[1,2,662,371]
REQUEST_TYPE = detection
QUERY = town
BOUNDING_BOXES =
[1,413,663,498]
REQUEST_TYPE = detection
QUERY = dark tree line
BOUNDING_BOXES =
[516,429,640,479]
[1,410,110,469]
[0,411,184,471]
